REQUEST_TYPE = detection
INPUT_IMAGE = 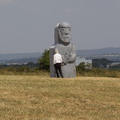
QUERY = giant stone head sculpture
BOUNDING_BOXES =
[57,22,72,45]
[50,22,76,78]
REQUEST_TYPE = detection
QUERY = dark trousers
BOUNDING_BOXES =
[54,63,63,78]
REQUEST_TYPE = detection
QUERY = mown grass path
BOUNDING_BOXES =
[0,75,120,120]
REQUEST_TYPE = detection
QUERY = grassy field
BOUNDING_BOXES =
[0,75,120,120]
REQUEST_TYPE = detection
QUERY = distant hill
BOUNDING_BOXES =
[0,52,42,60]
[1,58,39,64]
[77,47,120,61]
[0,52,42,64]
[77,47,120,56]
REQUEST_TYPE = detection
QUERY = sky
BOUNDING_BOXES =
[0,0,120,54]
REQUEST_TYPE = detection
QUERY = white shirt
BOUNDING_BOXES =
[53,53,62,64]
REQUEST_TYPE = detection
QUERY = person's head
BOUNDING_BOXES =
[58,22,72,45]
[55,49,59,54]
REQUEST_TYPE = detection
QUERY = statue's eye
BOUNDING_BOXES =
[60,27,71,32]
[67,27,71,31]
[60,27,65,31]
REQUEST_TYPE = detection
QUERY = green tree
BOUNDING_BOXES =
[38,49,50,71]
[76,62,86,71]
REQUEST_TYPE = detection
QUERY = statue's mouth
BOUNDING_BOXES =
[64,36,70,39]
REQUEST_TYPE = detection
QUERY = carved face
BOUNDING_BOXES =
[58,22,72,44]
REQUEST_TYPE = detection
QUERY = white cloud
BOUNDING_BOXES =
[0,0,17,4]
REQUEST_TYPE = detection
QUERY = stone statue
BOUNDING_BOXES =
[50,22,76,78]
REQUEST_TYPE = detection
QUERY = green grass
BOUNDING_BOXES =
[0,75,120,120]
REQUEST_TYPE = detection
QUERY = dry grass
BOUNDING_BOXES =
[0,75,120,120]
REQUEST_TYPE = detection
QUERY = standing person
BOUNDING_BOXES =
[53,50,63,78]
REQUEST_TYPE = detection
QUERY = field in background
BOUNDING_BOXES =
[0,75,120,120]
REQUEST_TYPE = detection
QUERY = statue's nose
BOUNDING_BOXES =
[65,33,68,35]
[65,29,69,35]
